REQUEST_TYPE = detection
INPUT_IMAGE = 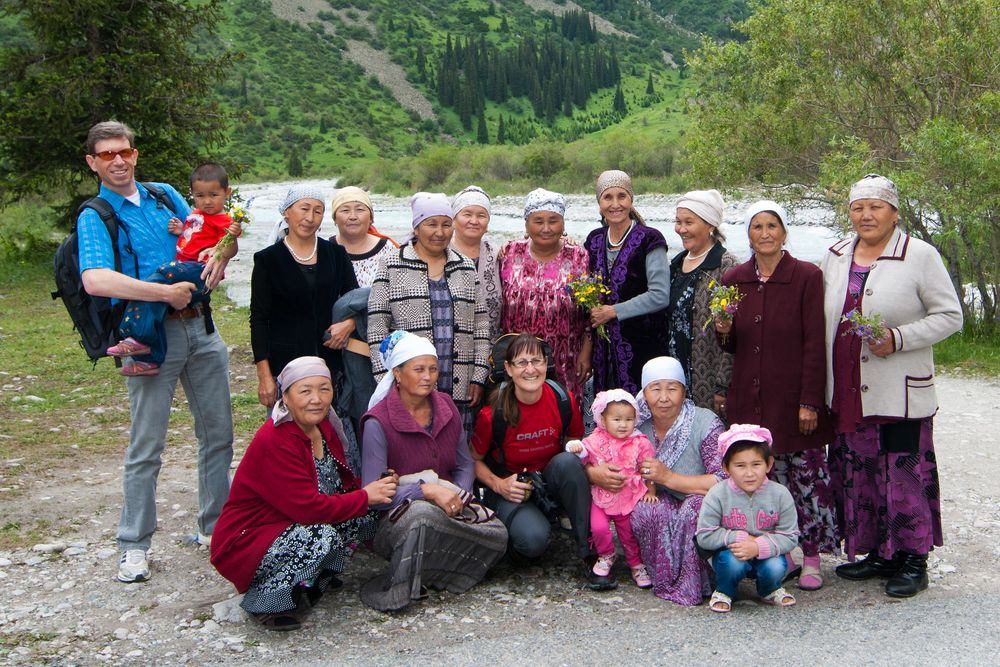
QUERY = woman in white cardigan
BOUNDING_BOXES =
[820,174,962,599]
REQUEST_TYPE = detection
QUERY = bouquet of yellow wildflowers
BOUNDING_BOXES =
[212,189,253,262]
[702,276,743,331]
[567,273,612,342]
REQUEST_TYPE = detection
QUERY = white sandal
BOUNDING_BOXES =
[709,590,732,613]
[763,586,796,607]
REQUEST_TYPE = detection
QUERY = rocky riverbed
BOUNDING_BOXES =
[1,375,998,665]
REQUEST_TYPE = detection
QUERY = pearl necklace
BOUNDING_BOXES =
[606,221,636,249]
[284,237,318,263]
[684,245,711,261]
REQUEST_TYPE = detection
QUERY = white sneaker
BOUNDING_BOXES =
[117,549,150,583]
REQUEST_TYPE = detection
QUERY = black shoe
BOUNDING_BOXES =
[885,553,928,598]
[581,559,618,591]
[835,552,904,581]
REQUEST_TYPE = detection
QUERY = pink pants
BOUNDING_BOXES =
[590,503,642,567]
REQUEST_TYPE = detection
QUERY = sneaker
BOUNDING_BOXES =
[121,360,160,377]
[631,564,653,589]
[592,554,616,577]
[107,337,152,357]
[117,549,150,583]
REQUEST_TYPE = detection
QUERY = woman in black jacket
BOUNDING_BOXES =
[251,185,358,409]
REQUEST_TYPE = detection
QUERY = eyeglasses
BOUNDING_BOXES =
[91,148,136,162]
[510,357,546,369]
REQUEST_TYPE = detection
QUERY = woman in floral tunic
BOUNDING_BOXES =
[500,189,590,400]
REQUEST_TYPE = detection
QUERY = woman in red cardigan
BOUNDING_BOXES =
[211,357,397,631]
[715,201,838,591]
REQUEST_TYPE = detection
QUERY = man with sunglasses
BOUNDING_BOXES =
[77,120,234,583]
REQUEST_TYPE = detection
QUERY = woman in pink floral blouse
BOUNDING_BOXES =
[499,189,591,400]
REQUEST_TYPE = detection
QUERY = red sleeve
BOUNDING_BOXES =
[472,405,494,457]
[245,427,369,526]
[567,391,584,438]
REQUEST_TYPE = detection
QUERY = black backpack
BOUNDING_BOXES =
[51,183,176,366]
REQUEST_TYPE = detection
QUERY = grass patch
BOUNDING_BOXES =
[0,255,261,501]
[934,323,1000,377]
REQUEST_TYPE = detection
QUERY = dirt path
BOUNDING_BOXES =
[1,375,998,664]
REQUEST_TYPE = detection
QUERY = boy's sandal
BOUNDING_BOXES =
[763,587,797,607]
[254,613,301,631]
[798,565,824,591]
[709,590,732,613]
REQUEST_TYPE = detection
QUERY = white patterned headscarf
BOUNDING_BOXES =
[523,188,566,220]
[452,185,492,217]
[849,174,899,209]
[368,331,439,409]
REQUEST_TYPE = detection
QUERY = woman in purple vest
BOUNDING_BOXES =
[359,331,507,611]
[585,170,671,395]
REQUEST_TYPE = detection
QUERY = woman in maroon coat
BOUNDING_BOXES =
[715,201,838,591]
[211,357,397,631]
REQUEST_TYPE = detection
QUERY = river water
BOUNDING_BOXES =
[222,179,844,307]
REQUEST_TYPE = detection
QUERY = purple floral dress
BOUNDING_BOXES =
[630,402,725,605]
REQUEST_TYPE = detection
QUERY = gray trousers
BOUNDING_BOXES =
[118,316,233,550]
[484,452,592,560]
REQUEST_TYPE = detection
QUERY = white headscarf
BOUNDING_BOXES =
[676,189,725,228]
[368,331,439,409]
[452,185,491,217]
[635,356,687,424]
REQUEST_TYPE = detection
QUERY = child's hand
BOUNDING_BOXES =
[730,539,760,561]
[167,217,184,235]
[565,440,584,456]
[226,221,243,238]
[642,490,658,504]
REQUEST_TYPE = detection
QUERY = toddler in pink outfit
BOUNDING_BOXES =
[567,389,656,588]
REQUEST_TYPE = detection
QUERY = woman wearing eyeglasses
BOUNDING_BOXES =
[470,335,614,589]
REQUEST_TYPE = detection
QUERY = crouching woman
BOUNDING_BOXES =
[211,356,397,631]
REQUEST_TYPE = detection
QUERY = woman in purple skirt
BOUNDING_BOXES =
[820,174,963,598]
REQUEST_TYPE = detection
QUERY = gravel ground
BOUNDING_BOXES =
[1,375,998,665]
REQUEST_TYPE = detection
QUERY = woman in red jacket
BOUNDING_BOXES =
[211,356,397,631]
[715,201,838,591]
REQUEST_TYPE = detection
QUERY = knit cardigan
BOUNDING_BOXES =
[696,478,799,559]
[367,241,490,401]
[820,227,963,419]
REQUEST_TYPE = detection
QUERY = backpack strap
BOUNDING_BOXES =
[141,182,177,215]
[485,379,573,478]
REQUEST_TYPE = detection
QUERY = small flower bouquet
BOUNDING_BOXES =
[212,189,253,262]
[841,309,886,345]
[567,273,612,342]
[702,277,743,331]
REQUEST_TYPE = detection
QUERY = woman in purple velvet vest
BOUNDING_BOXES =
[359,331,507,611]
[585,170,671,395]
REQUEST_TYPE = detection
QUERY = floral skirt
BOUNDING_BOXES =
[770,449,839,557]
[241,513,377,615]
[630,492,711,606]
[828,418,942,560]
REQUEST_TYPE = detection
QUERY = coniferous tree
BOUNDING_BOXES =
[646,71,655,95]
[612,85,627,114]
[0,0,234,204]
[476,114,489,144]
[288,149,303,177]
[497,114,506,144]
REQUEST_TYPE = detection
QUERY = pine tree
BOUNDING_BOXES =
[476,114,489,144]
[0,0,234,204]
[288,149,303,177]
[612,85,627,114]
[319,116,328,134]
[500,15,510,32]
[497,115,506,144]
[646,71,654,95]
